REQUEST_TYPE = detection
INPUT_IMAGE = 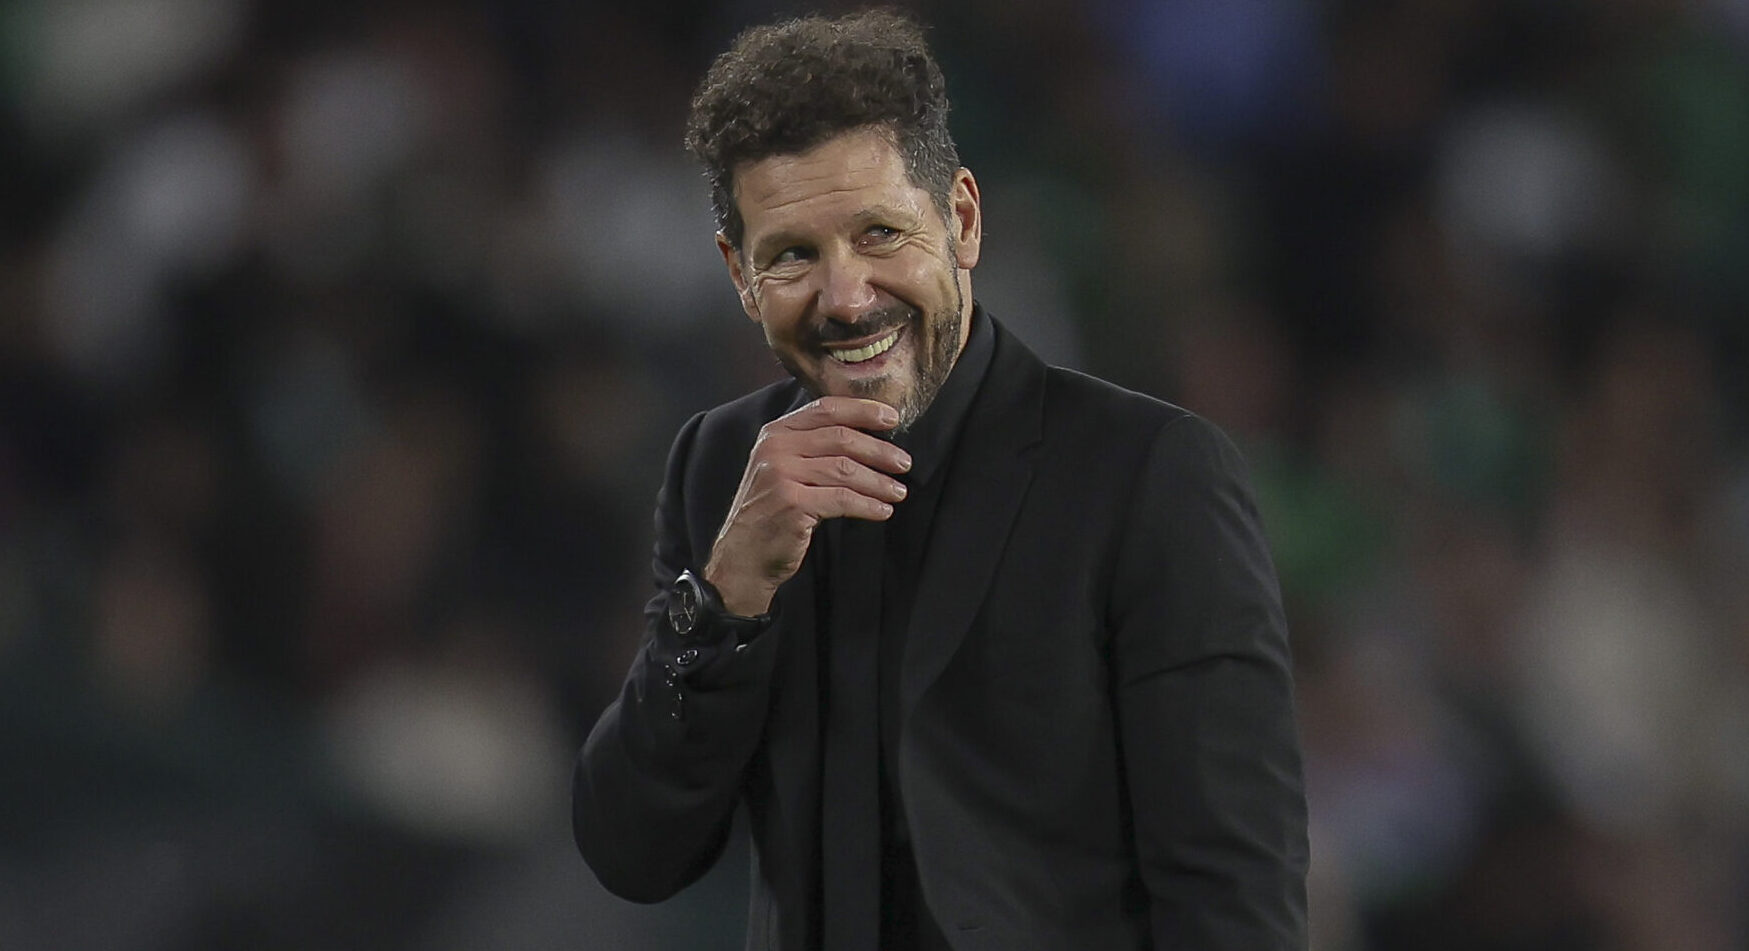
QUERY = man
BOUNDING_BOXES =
[574,11,1308,950]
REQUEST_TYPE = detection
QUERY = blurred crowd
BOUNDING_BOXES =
[3,0,1747,949]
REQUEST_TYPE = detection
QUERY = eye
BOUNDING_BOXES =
[858,225,901,249]
[768,246,811,267]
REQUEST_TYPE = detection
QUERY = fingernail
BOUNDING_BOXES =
[880,406,900,426]
[894,482,908,499]
[899,454,913,471]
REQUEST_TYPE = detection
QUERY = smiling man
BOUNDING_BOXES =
[573,11,1309,951]
[723,127,975,435]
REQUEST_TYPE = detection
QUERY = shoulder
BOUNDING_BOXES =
[670,379,807,467]
[1038,364,1227,466]
[985,315,1193,445]
[660,378,801,495]
[694,379,807,444]
[985,317,1237,477]
[1029,366,1258,529]
[1042,365,1191,433]
[654,379,807,554]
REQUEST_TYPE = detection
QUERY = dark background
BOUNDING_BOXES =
[3,1,1747,948]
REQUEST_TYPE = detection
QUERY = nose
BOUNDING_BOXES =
[814,247,878,322]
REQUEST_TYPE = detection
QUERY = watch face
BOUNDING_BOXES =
[668,577,699,635]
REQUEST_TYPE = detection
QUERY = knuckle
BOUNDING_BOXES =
[749,432,776,461]
[751,460,785,490]
[771,481,798,507]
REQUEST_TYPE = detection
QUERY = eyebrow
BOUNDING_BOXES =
[849,203,921,232]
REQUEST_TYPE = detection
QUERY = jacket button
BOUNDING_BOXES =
[675,647,701,666]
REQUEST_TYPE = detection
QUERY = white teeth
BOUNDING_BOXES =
[828,329,899,364]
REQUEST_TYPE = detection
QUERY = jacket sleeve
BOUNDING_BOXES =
[572,411,784,903]
[1109,413,1309,949]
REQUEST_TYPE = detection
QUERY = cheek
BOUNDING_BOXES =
[753,293,810,347]
[901,259,961,318]
[871,254,950,311]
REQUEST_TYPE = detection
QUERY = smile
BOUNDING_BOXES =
[826,327,900,364]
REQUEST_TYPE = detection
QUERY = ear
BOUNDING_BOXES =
[717,232,761,322]
[949,167,982,269]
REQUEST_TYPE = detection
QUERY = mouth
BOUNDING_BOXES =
[825,326,902,365]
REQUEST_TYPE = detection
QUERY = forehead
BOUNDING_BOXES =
[732,129,930,237]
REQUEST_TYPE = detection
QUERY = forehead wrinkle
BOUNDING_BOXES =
[733,131,934,261]
[736,131,905,205]
[746,177,927,230]
[755,179,881,215]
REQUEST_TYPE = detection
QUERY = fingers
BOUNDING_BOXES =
[779,395,900,433]
[769,398,912,475]
[791,453,909,506]
[783,482,898,523]
[704,396,914,608]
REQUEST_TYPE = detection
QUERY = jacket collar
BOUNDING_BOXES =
[899,311,1046,725]
[891,303,995,487]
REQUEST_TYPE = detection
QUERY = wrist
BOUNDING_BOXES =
[701,562,777,618]
[667,570,773,647]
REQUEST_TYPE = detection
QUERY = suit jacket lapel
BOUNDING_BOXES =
[900,321,1046,726]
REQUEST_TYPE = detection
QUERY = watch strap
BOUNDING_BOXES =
[670,570,773,646]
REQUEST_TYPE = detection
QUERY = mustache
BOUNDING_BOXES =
[811,306,915,345]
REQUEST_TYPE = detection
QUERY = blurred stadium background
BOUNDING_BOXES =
[3,0,1748,948]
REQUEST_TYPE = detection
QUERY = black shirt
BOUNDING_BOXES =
[874,305,994,949]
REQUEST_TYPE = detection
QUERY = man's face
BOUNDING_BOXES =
[718,128,982,430]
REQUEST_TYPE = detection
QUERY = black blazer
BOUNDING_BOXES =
[575,317,1308,950]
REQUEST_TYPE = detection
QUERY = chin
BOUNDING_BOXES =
[853,370,923,414]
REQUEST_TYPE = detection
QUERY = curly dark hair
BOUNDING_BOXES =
[685,9,959,250]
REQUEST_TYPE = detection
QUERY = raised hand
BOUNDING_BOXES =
[703,396,913,616]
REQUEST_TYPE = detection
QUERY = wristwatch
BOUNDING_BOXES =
[666,570,772,647]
